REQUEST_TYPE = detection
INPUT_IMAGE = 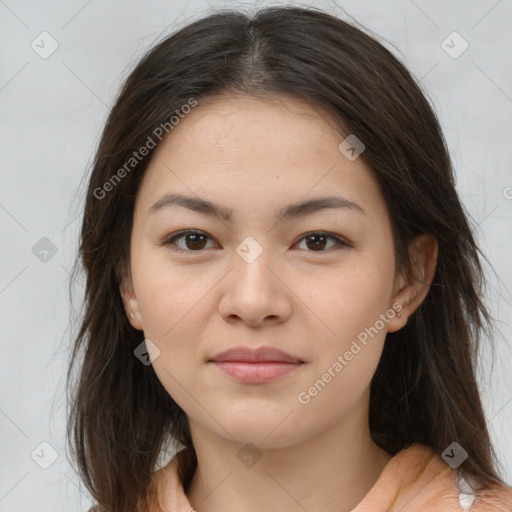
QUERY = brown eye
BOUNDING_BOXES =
[295,232,349,252]
[163,229,349,255]
[163,230,216,252]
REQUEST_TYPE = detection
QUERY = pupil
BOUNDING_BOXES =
[307,234,326,250]
[187,234,206,250]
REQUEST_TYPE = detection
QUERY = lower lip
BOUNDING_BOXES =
[211,361,304,383]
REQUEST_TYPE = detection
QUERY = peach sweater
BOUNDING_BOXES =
[147,443,512,512]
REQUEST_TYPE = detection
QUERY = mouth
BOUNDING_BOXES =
[208,345,305,384]
[210,360,305,384]
[209,345,304,364]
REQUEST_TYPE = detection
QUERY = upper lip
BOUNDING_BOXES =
[209,346,303,364]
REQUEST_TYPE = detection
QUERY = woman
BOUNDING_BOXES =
[66,5,512,511]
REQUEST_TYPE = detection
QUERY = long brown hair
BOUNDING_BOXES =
[66,5,507,511]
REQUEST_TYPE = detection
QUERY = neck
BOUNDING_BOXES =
[185,396,392,512]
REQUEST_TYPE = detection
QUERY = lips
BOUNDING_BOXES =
[208,346,305,384]
[209,346,303,364]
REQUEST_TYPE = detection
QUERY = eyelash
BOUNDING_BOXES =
[162,229,351,254]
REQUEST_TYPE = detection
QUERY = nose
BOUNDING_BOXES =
[217,241,292,328]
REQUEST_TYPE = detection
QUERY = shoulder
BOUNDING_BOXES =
[85,456,182,512]
[356,443,512,512]
[461,475,512,512]
[451,461,512,511]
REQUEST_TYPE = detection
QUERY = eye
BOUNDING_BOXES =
[294,231,350,252]
[162,230,217,253]
[162,229,350,254]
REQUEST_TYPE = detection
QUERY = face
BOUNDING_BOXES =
[122,94,407,449]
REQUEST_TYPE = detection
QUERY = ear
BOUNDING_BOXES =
[119,268,143,331]
[387,234,438,333]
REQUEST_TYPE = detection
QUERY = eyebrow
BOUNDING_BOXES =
[148,193,365,222]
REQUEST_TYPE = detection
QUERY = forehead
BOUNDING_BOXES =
[135,94,386,225]
[169,94,344,148]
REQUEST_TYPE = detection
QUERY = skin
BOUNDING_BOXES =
[120,94,438,512]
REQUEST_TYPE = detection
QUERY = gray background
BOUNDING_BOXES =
[0,0,511,510]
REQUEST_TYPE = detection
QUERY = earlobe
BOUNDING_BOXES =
[387,234,438,333]
[119,272,143,330]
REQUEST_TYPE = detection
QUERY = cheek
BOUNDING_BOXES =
[302,257,395,344]
[295,344,381,434]
[297,258,394,397]
[296,275,391,417]
[130,255,205,404]
[133,248,213,339]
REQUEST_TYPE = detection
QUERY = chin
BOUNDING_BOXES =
[212,412,306,449]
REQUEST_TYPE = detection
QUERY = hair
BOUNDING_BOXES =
[66,5,508,512]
